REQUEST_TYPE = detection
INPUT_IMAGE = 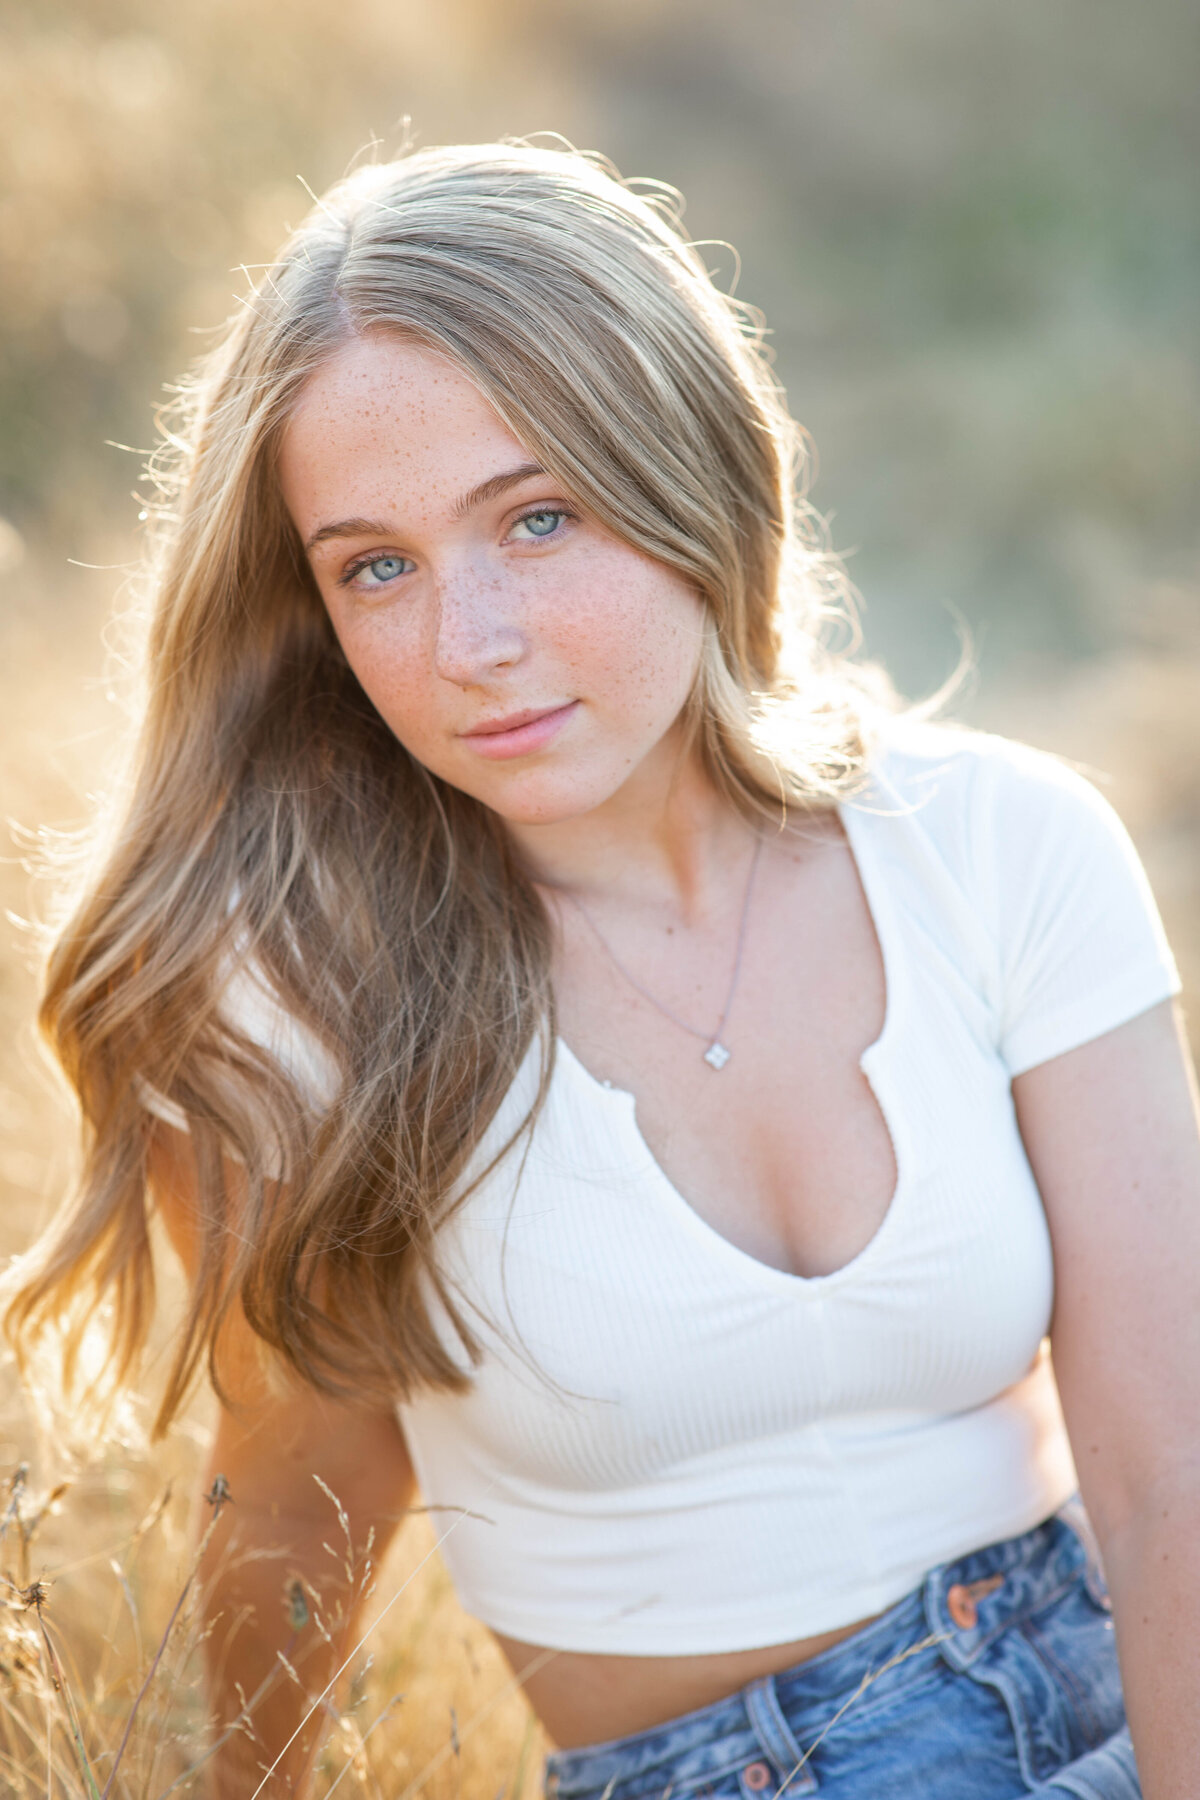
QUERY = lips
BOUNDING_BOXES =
[462,704,570,738]
[459,700,579,760]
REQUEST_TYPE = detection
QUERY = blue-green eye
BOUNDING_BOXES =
[361,555,407,583]
[511,509,568,540]
[341,553,410,589]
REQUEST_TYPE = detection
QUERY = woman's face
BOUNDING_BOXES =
[279,334,706,828]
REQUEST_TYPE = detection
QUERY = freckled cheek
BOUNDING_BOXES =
[338,624,446,749]
[541,575,702,719]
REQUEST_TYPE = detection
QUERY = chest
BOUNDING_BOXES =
[551,820,900,1279]
[429,995,1054,1491]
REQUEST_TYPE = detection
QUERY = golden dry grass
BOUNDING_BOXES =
[1,550,1197,1797]
[0,1453,548,1797]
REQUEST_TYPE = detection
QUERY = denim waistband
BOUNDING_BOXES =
[544,1506,1104,1800]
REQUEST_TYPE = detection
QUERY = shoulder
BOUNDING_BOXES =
[843,715,1170,996]
[853,717,1179,1075]
[862,712,1100,799]
[855,715,1122,857]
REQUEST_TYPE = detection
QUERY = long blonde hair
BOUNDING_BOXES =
[5,141,890,1435]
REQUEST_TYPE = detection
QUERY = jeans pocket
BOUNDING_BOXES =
[1029,1724,1141,1800]
[957,1586,1126,1785]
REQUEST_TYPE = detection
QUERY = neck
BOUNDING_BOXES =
[502,727,754,923]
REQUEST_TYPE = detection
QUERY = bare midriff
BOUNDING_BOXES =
[493,1612,883,1750]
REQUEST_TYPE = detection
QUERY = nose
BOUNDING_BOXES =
[432,564,526,687]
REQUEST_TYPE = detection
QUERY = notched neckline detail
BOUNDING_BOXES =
[555,792,911,1292]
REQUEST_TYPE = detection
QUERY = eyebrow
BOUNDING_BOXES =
[452,461,546,520]
[303,462,547,553]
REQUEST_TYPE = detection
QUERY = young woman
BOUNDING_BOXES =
[7,142,1200,1798]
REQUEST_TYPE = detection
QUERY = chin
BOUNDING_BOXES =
[470,769,628,829]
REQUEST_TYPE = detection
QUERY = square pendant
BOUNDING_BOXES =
[703,1041,731,1070]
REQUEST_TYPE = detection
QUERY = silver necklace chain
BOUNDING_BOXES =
[561,834,764,1071]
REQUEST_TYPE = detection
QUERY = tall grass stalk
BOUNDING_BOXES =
[0,1448,545,1798]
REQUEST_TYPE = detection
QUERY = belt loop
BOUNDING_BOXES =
[742,1676,818,1794]
[1057,1493,1113,1612]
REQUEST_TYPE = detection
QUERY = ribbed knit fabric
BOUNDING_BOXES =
[396,726,1181,1653]
[139,724,1182,1654]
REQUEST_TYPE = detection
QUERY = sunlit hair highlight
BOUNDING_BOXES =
[4,141,894,1436]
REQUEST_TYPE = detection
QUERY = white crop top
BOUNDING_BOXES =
[143,724,1182,1655]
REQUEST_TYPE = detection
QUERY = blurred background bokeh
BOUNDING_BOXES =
[0,2,1197,1791]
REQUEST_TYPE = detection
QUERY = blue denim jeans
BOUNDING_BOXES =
[543,1505,1138,1799]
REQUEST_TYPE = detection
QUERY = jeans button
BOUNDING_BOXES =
[947,1574,1004,1630]
[743,1763,772,1792]
[946,1582,977,1629]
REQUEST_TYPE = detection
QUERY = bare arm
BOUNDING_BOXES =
[1014,998,1200,1799]
[149,1124,417,1797]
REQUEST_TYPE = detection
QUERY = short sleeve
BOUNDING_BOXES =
[136,1076,192,1135]
[136,958,340,1167]
[975,740,1182,1077]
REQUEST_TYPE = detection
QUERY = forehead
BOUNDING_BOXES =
[278,334,529,527]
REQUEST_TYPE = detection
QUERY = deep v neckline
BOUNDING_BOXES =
[554,793,912,1292]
